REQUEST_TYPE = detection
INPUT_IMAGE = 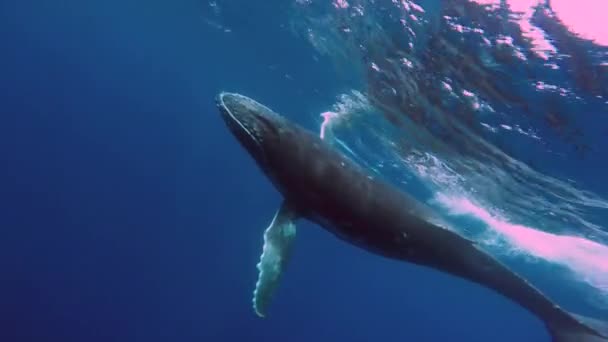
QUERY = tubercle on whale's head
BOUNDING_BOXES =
[216,92,287,171]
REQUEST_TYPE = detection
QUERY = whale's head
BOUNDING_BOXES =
[217,91,348,209]
[216,92,287,171]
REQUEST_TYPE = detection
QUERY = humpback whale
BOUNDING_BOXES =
[216,92,608,342]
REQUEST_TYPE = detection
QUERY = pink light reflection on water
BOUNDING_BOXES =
[437,194,608,291]
[320,111,339,139]
[552,0,608,45]
[333,0,349,9]
[468,0,608,46]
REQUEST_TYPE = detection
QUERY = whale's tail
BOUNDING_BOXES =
[549,313,608,342]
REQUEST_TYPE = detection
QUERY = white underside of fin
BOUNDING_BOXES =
[252,203,297,317]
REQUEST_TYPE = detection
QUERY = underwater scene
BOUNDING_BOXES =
[2,0,607,341]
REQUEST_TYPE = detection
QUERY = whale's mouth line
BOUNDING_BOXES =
[218,93,262,147]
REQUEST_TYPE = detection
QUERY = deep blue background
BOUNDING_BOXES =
[0,1,558,341]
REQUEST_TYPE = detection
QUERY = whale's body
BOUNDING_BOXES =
[216,92,607,341]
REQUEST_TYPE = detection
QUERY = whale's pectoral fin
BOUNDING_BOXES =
[252,201,299,318]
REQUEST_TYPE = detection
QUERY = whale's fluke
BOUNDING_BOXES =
[550,314,608,342]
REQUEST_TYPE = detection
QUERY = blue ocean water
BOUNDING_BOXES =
[1,1,606,341]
